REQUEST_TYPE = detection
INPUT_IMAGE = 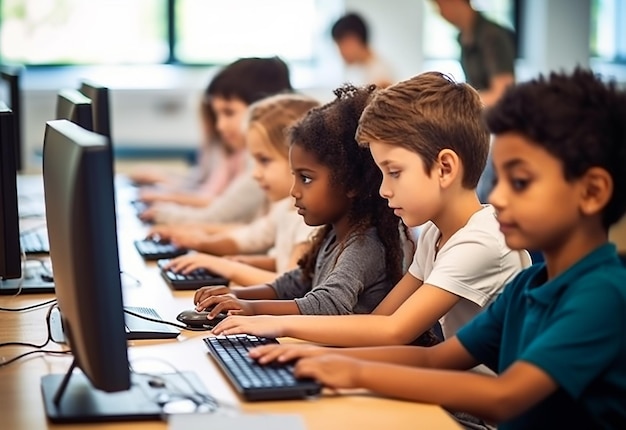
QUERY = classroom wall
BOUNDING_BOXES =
[17,0,624,172]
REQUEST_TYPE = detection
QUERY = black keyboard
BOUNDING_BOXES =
[20,229,50,254]
[157,259,229,290]
[134,239,187,261]
[203,335,322,401]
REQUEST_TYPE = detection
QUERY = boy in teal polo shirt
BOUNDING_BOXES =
[245,68,626,429]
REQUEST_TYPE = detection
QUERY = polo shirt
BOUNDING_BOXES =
[459,13,516,91]
[457,243,626,429]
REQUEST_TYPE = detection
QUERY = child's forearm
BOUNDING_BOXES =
[218,259,278,286]
[248,300,301,315]
[278,314,419,346]
[353,362,507,423]
[233,285,278,300]
[197,236,240,256]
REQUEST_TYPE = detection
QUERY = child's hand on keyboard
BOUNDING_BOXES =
[294,355,363,389]
[146,225,175,241]
[166,253,226,276]
[247,342,327,365]
[211,315,286,338]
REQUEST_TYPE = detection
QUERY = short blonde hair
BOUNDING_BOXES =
[246,93,320,157]
[356,71,490,188]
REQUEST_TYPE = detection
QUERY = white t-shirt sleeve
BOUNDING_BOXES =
[425,230,508,307]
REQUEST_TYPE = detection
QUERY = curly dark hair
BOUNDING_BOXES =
[485,67,626,229]
[288,84,410,286]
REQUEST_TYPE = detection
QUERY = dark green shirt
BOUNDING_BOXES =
[458,243,626,429]
[458,13,516,90]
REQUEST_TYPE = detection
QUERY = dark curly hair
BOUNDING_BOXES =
[288,84,410,286]
[485,67,626,229]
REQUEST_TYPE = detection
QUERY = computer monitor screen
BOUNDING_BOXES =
[39,120,206,423]
[0,102,21,281]
[55,89,93,131]
[0,67,23,171]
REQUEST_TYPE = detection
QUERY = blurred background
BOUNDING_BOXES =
[0,0,622,171]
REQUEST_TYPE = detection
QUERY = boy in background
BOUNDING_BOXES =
[331,12,396,88]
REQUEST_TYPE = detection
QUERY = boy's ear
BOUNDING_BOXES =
[436,149,460,188]
[578,167,613,217]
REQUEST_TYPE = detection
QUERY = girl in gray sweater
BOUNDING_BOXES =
[193,84,409,318]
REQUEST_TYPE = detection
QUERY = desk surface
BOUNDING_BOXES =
[0,176,461,430]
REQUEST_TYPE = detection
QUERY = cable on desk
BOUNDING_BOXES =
[0,302,68,356]
[129,357,222,413]
[0,298,56,312]
[123,308,213,332]
[0,349,71,367]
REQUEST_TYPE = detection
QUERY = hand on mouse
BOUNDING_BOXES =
[194,285,235,307]
[198,295,255,317]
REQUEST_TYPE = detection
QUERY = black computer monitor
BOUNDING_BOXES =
[39,120,206,423]
[0,103,55,294]
[0,67,23,171]
[78,80,114,175]
[55,89,93,131]
[0,103,21,281]
[78,80,111,141]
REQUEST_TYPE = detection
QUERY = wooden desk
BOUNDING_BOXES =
[0,180,461,430]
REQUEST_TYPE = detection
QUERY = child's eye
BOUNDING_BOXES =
[257,156,271,165]
[388,170,400,178]
[300,175,312,185]
[510,178,530,191]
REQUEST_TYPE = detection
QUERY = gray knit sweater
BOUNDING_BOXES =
[270,227,393,315]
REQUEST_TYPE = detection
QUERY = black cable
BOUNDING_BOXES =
[0,303,69,358]
[0,349,71,367]
[123,308,213,332]
[0,298,56,312]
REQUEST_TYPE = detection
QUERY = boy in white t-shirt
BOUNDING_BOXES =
[212,72,529,348]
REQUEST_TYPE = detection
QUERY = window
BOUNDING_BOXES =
[1,0,166,65]
[590,0,626,62]
[0,0,340,66]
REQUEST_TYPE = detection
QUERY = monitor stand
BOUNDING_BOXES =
[0,263,54,295]
[41,361,213,423]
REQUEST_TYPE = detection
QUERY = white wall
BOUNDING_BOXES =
[17,0,624,172]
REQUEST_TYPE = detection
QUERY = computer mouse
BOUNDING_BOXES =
[176,309,228,328]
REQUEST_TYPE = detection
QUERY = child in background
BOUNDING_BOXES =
[248,69,626,429]
[161,93,320,286]
[212,72,527,352]
[193,84,408,318]
[138,56,293,225]
[331,12,396,88]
